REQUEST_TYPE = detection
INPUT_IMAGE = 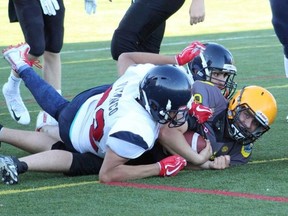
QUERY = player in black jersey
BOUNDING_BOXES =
[158,43,277,169]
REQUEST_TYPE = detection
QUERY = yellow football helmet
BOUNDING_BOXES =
[227,85,277,145]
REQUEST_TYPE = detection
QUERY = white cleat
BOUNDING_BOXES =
[2,43,30,72]
[2,82,30,125]
[36,110,58,131]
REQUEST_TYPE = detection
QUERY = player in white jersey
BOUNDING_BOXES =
[0,41,209,185]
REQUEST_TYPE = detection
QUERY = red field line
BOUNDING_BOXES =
[106,182,288,203]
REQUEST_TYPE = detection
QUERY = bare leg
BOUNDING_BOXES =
[20,150,73,172]
[43,51,61,90]
[0,127,58,153]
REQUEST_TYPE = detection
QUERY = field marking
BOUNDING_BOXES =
[1,178,287,203]
[106,182,288,203]
[55,34,280,54]
[0,32,286,202]
[0,181,98,196]
[249,157,288,164]
[0,34,277,66]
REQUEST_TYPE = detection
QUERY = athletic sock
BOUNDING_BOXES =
[6,71,21,93]
[12,157,28,174]
[284,55,288,78]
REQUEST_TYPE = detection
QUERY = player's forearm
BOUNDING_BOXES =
[117,52,176,76]
[99,163,160,183]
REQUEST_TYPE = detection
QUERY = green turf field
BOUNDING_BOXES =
[0,0,288,215]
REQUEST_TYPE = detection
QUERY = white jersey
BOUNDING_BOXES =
[70,64,160,159]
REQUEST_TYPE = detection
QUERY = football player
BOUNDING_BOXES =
[4,0,65,127]
[158,42,277,169]
[4,0,96,128]
[187,42,237,99]
[0,41,209,185]
[269,0,288,121]
[110,0,205,60]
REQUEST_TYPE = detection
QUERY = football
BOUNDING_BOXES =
[184,131,207,153]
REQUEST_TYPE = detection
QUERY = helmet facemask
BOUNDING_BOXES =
[141,90,189,128]
[228,103,270,145]
[199,52,237,99]
[206,68,237,99]
[187,43,237,99]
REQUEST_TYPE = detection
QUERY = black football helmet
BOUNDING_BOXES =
[187,42,237,99]
[139,65,192,128]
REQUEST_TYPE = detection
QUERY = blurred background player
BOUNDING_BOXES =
[4,0,65,127]
[269,0,288,121]
[111,0,205,60]
[4,0,96,128]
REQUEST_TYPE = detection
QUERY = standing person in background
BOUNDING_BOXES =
[269,0,288,121]
[110,0,205,61]
[4,0,96,128]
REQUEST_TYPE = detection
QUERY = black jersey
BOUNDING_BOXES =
[188,81,253,165]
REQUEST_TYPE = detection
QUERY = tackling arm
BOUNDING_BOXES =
[158,122,212,165]
[117,41,205,76]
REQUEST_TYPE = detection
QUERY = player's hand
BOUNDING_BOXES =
[85,0,97,15]
[189,0,205,25]
[175,41,205,65]
[158,155,187,177]
[198,140,212,163]
[189,102,213,124]
[208,155,230,169]
[40,0,60,16]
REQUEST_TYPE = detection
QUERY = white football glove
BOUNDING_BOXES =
[85,0,97,15]
[40,0,60,16]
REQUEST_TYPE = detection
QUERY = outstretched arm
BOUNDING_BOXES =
[117,41,205,75]
[99,148,186,183]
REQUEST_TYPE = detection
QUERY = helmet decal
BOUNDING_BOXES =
[166,99,172,111]
[223,64,237,72]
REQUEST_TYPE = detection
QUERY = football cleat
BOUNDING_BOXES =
[2,42,42,72]
[158,155,187,177]
[0,155,19,185]
[2,82,30,125]
[36,110,58,131]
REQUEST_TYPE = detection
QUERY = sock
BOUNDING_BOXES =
[285,56,288,78]
[56,89,62,95]
[12,157,28,174]
[6,71,21,93]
